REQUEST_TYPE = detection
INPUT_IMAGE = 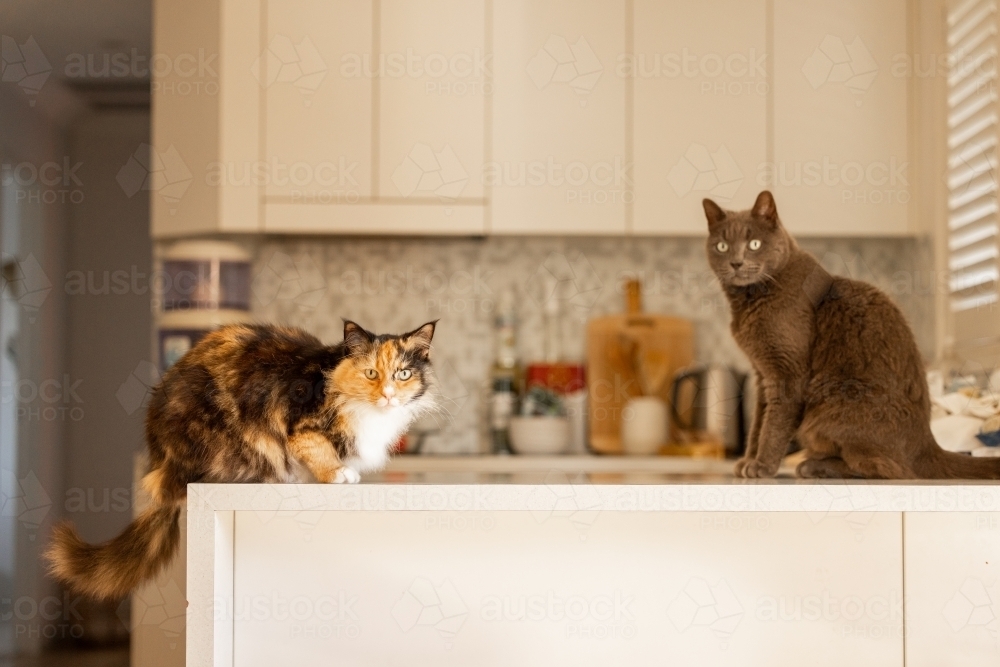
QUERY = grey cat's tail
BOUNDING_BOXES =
[45,502,181,600]
[915,443,1000,480]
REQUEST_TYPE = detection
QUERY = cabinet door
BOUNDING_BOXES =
[491,0,627,234]
[632,0,767,235]
[904,513,1000,666]
[379,0,486,206]
[232,510,903,666]
[264,0,373,204]
[772,0,909,235]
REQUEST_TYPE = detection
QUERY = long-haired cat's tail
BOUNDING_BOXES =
[45,502,181,600]
[917,443,1000,480]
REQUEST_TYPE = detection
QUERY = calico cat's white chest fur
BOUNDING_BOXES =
[343,403,415,473]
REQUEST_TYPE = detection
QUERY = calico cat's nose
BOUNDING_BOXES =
[380,386,400,408]
[730,261,744,269]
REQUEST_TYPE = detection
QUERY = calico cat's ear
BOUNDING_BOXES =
[404,321,437,358]
[751,190,778,226]
[343,320,375,352]
[702,198,726,231]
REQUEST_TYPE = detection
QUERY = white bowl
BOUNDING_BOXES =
[509,416,571,455]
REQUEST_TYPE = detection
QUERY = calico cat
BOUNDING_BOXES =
[46,320,437,599]
[704,190,1000,480]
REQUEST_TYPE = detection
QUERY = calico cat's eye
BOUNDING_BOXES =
[364,368,379,380]
[715,241,729,253]
[397,369,413,380]
[748,239,762,251]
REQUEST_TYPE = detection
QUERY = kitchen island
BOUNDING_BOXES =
[185,477,1000,667]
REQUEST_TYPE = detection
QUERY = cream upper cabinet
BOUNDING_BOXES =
[263,0,374,204]
[491,0,628,235]
[261,0,486,234]
[151,0,262,236]
[632,0,768,235]
[771,0,910,235]
[152,0,916,238]
[378,0,487,203]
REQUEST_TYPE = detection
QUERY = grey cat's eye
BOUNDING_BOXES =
[749,239,762,250]
[716,241,729,252]
[365,368,379,380]
[397,369,412,380]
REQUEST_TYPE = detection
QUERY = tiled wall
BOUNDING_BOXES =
[251,236,935,454]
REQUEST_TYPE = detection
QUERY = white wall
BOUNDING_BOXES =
[64,109,152,544]
[0,80,76,656]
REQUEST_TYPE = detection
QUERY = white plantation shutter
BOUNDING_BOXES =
[947,0,1000,354]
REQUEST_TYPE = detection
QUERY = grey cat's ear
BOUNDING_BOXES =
[752,190,778,224]
[343,320,374,351]
[702,198,726,230]
[404,321,437,356]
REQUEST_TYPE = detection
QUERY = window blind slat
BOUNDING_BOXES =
[948,0,1000,314]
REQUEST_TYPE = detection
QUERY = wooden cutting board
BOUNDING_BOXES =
[586,283,693,454]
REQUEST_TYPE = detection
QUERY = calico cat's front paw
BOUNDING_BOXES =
[738,459,778,479]
[333,467,361,484]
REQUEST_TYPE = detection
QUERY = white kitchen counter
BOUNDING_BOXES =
[383,454,739,475]
[187,481,1000,667]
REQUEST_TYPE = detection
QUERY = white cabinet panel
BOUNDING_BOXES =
[904,513,1000,666]
[232,510,902,666]
[772,0,910,235]
[263,201,484,234]
[379,0,486,202]
[632,0,767,235]
[491,0,628,234]
[265,0,373,201]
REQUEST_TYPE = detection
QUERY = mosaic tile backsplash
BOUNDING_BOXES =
[250,236,935,454]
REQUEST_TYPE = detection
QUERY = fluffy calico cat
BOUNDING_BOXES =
[704,190,1000,480]
[46,320,437,599]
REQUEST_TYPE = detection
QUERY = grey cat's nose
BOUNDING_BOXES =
[730,261,744,269]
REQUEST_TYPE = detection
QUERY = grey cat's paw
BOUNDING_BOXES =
[333,467,361,484]
[734,457,752,477]
[739,459,778,479]
[796,457,857,479]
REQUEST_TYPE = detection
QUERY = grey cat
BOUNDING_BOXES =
[704,190,1000,479]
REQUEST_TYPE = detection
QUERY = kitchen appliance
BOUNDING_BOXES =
[586,280,693,454]
[670,364,748,457]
